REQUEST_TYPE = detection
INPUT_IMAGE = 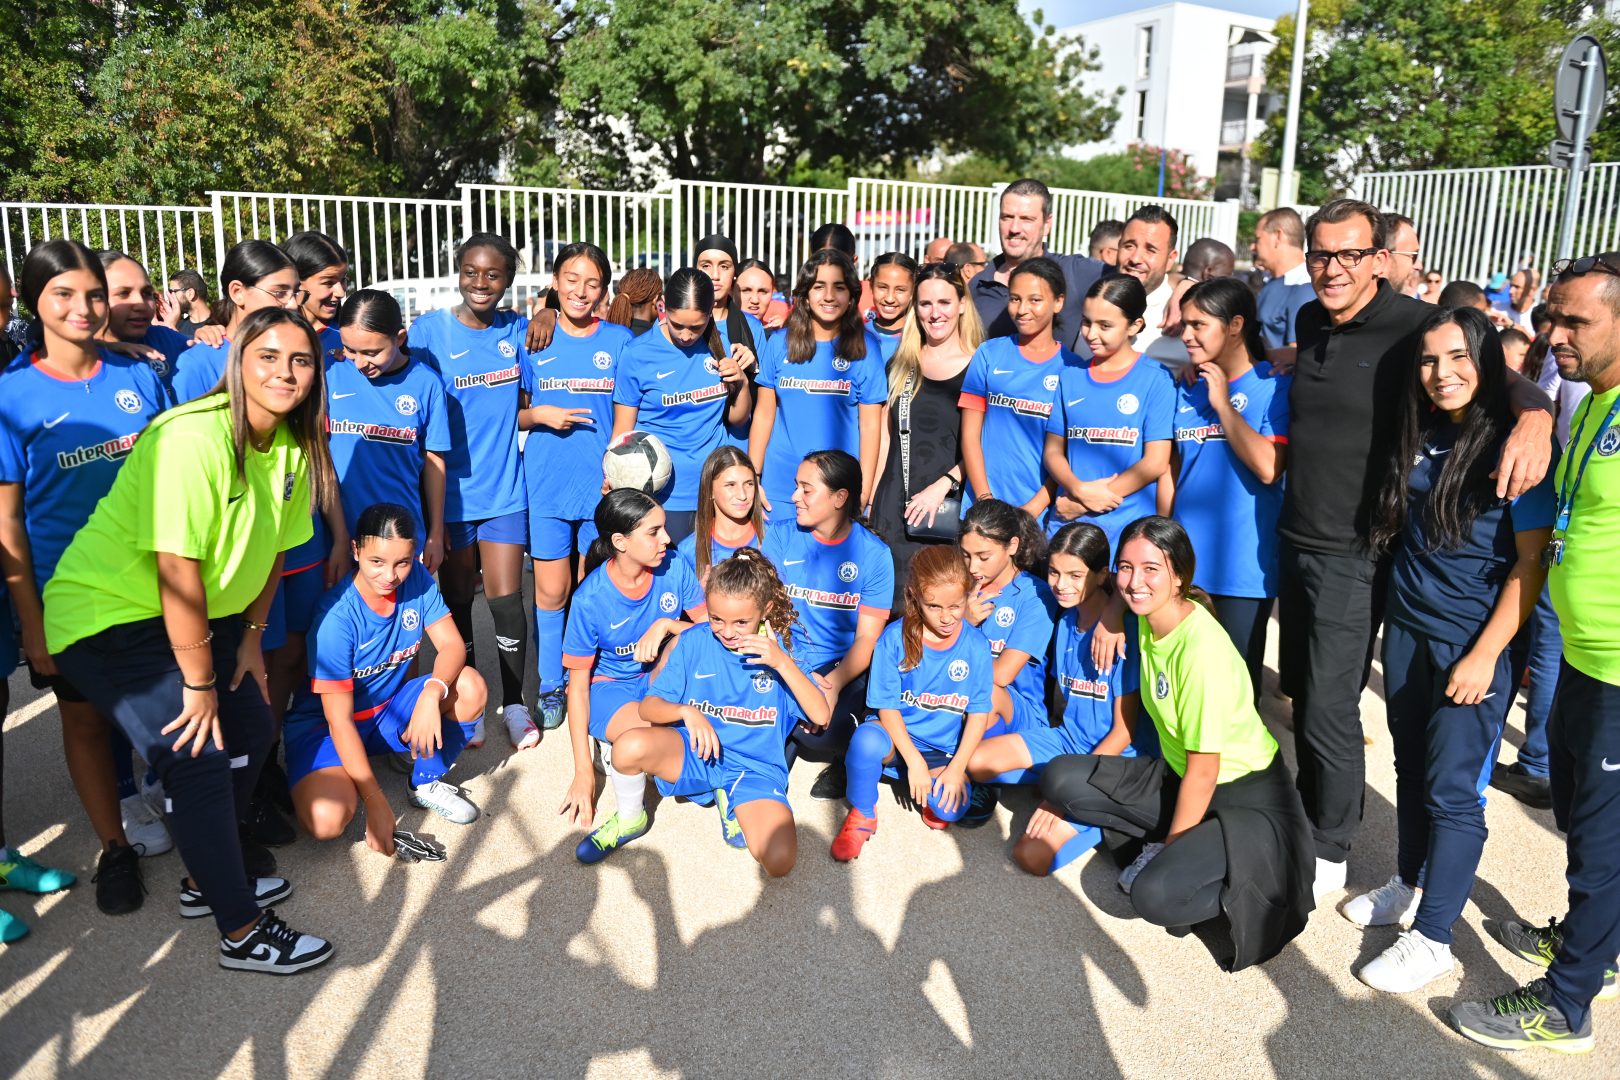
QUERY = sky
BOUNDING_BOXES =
[1021,0,1299,28]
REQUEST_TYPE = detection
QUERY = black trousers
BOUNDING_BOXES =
[1277,541,1387,862]
[1209,594,1271,704]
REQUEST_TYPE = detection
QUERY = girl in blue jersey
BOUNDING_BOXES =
[95,251,189,397]
[959,257,1083,519]
[1044,274,1176,546]
[1164,277,1290,695]
[520,243,631,744]
[612,548,830,876]
[866,252,918,364]
[968,523,1145,875]
[832,545,994,860]
[0,240,167,924]
[283,232,349,365]
[958,500,1056,741]
[677,445,765,583]
[559,490,708,863]
[694,234,765,448]
[407,232,532,745]
[1349,308,1556,994]
[611,268,754,543]
[751,250,886,522]
[286,504,489,854]
[762,449,893,799]
[172,241,303,403]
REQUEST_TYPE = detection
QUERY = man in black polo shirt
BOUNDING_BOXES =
[1281,199,1554,898]
[969,178,1103,355]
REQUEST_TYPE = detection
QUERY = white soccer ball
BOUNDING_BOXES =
[603,430,673,494]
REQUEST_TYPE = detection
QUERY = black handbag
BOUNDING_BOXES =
[898,371,962,542]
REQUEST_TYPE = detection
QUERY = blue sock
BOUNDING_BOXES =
[110,726,137,801]
[927,774,973,822]
[1049,823,1103,872]
[535,606,565,695]
[845,722,893,817]
[410,715,467,786]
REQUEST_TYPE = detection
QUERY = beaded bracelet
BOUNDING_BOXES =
[171,632,213,651]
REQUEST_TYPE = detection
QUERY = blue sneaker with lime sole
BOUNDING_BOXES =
[713,787,748,850]
[0,852,76,894]
[576,811,650,865]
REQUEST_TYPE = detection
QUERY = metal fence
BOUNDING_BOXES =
[0,202,213,288]
[846,179,1002,266]
[1354,163,1620,283]
[669,180,849,281]
[1040,188,1242,260]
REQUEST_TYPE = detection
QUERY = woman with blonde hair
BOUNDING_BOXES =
[870,262,984,597]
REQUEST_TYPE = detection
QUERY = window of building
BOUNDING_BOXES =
[1137,26,1153,81]
[1136,90,1149,139]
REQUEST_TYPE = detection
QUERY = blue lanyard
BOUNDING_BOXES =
[1555,393,1620,533]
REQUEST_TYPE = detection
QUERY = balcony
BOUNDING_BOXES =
[1220,119,1249,147]
[1225,54,1253,82]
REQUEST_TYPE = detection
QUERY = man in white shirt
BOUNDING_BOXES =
[1115,206,1185,366]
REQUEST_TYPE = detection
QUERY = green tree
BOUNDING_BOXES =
[940,145,1212,199]
[558,0,1121,185]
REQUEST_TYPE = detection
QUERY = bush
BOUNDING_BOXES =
[938,146,1213,199]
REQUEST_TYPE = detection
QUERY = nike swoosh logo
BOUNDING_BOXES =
[992,368,1014,375]
[610,617,631,629]
[228,493,244,504]
[1067,398,1085,407]
[450,350,469,359]
[656,370,677,379]
[332,392,356,399]
[43,413,69,428]
[1429,447,1451,455]
[696,672,717,679]
[784,559,805,565]
[1179,405,1196,412]
[358,636,379,649]
[773,789,786,797]
[1603,759,1620,771]
[535,357,556,366]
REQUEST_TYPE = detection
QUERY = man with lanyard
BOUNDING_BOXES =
[1450,253,1620,1056]
[968,178,1104,356]
[1281,199,1552,901]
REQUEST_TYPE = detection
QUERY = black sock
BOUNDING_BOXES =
[486,591,528,708]
[448,598,476,669]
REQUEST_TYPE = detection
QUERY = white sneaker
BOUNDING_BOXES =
[1357,928,1454,993]
[409,780,479,825]
[504,703,539,750]
[139,773,166,819]
[120,792,174,856]
[467,715,486,749]
[1314,856,1348,900]
[1118,842,1164,895]
[1341,874,1421,927]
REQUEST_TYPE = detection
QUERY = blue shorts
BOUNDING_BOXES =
[447,510,528,550]
[1018,725,1138,772]
[878,741,956,780]
[283,674,467,788]
[588,675,650,741]
[983,688,1043,740]
[264,558,328,649]
[529,515,589,561]
[654,728,791,810]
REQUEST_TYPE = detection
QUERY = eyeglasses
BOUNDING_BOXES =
[1305,247,1380,271]
[1552,253,1620,279]
[251,284,308,305]
[1390,250,1420,258]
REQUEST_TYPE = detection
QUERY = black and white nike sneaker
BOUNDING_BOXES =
[179,876,292,919]
[218,909,334,974]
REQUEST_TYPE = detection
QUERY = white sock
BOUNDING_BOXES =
[608,762,646,820]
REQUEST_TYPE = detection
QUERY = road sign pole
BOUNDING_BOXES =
[1558,44,1600,262]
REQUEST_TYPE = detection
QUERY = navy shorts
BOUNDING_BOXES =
[654,727,791,810]
[588,675,650,741]
[263,559,327,648]
[529,515,589,562]
[447,510,528,550]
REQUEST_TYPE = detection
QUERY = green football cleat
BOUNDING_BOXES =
[713,787,748,850]
[0,852,76,894]
[575,811,649,865]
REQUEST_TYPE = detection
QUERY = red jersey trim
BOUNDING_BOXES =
[957,392,987,413]
[312,678,353,693]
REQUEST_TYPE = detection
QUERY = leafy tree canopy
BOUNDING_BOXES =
[939,145,1212,200]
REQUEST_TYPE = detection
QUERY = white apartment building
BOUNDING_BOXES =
[1056,2,1281,205]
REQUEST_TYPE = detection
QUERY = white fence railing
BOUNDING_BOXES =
[0,202,213,289]
[1354,163,1620,284]
[671,180,849,282]
[846,179,1002,267]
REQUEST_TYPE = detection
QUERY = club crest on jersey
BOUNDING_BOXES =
[831,357,850,373]
[395,394,419,415]
[593,350,613,370]
[948,658,969,682]
[1043,373,1060,391]
[1229,391,1249,412]
[498,340,517,358]
[114,389,143,413]
[838,561,858,582]
[1600,428,1620,457]
[1117,393,1139,415]
[1155,671,1169,699]
[659,591,677,613]
[283,472,296,500]
[704,356,721,375]
[148,358,169,377]
[994,606,1015,628]
[752,672,773,693]
[402,608,420,631]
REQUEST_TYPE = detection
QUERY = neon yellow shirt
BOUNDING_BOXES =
[43,395,313,653]
[1138,601,1277,782]
[1549,384,1620,684]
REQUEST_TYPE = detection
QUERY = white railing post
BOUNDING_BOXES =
[210,191,226,287]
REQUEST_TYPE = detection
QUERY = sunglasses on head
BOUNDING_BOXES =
[1553,252,1620,279]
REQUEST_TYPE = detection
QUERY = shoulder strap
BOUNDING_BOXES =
[726,305,756,357]
[897,369,915,501]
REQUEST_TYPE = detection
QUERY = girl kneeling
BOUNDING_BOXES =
[287,504,489,850]
[613,549,830,877]
[832,546,994,860]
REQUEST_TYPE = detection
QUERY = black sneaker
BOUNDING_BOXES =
[240,793,296,847]
[1490,762,1553,810]
[256,756,295,816]
[957,784,999,829]
[217,908,334,974]
[179,876,292,918]
[809,763,847,802]
[1449,978,1594,1053]
[1486,916,1619,999]
[241,838,278,879]
[92,841,145,915]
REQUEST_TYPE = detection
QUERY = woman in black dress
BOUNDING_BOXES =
[872,263,985,599]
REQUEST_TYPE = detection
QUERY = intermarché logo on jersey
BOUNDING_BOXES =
[784,583,859,611]
[1176,424,1227,445]
[56,431,139,469]
[987,392,1053,419]
[899,688,968,715]
[532,376,613,395]
[776,376,852,396]
[1067,424,1140,447]
[330,419,416,446]
[353,638,420,679]
[688,698,778,726]
[1060,671,1109,701]
[661,383,727,408]
[452,364,520,390]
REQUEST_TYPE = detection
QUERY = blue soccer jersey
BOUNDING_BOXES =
[327,354,451,542]
[676,525,760,574]
[1045,356,1177,546]
[406,307,527,523]
[0,352,168,589]
[977,571,1057,716]
[719,309,766,447]
[317,323,343,368]
[1052,609,1140,755]
[172,338,229,403]
[522,319,629,521]
[1172,365,1291,598]
[561,556,707,682]
[958,336,1083,509]
[865,620,995,756]
[613,328,734,511]
[650,623,808,775]
[866,319,904,364]
[140,325,190,397]
[755,330,888,513]
[290,561,453,721]
[762,520,893,672]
